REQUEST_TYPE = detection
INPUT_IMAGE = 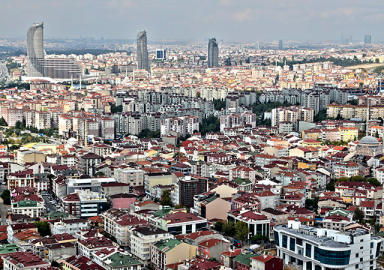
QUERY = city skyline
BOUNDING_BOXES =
[1,0,384,42]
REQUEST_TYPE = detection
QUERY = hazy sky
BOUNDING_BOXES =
[1,0,383,42]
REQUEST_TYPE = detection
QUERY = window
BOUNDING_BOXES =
[274,231,279,246]
[305,243,312,257]
[282,235,288,248]
[290,238,296,251]
[314,247,350,266]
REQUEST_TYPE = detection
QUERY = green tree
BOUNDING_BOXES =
[326,179,337,191]
[375,58,380,63]
[109,102,123,113]
[200,115,220,135]
[367,177,381,186]
[213,99,226,110]
[354,208,365,223]
[160,190,173,207]
[223,220,236,236]
[15,121,24,130]
[305,197,319,212]
[51,261,60,268]
[251,234,268,242]
[214,221,224,232]
[1,189,10,205]
[207,257,218,262]
[34,221,51,236]
[235,221,249,242]
[94,171,105,177]
[0,117,7,126]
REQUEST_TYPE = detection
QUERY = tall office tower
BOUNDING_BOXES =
[27,22,45,77]
[278,40,283,50]
[365,35,372,44]
[208,38,219,68]
[137,30,149,72]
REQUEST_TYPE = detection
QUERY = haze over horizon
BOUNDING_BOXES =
[1,0,384,42]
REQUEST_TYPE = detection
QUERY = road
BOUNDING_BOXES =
[0,183,9,224]
[41,194,58,213]
[0,61,9,83]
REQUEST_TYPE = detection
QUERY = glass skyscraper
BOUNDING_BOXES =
[365,35,372,44]
[27,22,45,77]
[208,38,219,68]
[27,22,81,80]
[137,30,149,72]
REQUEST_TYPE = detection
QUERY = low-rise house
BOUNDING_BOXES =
[250,255,283,270]
[320,214,353,231]
[43,242,77,261]
[261,208,289,225]
[130,226,172,264]
[92,248,143,270]
[3,251,50,270]
[221,249,242,269]
[191,193,231,221]
[197,238,230,262]
[232,194,261,212]
[11,192,44,218]
[61,255,105,270]
[78,236,119,258]
[161,212,207,235]
[51,218,89,235]
[7,223,37,244]
[150,239,196,270]
[227,209,270,239]
[233,252,257,270]
[0,244,19,266]
[12,229,41,250]
[31,233,77,258]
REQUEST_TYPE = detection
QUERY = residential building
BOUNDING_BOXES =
[150,239,196,270]
[130,227,172,264]
[3,251,50,270]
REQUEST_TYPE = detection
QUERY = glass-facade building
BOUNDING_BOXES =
[274,221,381,270]
[137,30,149,72]
[27,22,81,80]
[208,38,219,68]
[365,35,372,44]
[27,22,45,77]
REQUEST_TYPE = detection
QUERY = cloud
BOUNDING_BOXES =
[233,9,254,22]
[219,0,232,6]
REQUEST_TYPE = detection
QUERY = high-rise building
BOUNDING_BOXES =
[365,35,372,44]
[156,49,166,60]
[208,38,219,68]
[137,30,149,72]
[27,23,81,80]
[278,40,283,50]
[27,22,45,77]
